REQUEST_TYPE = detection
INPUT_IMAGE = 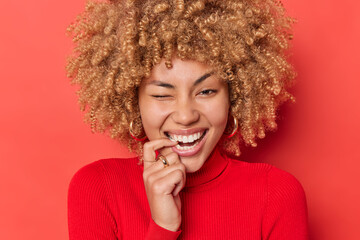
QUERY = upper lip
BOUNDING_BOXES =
[165,128,207,136]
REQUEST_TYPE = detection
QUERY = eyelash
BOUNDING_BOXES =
[151,95,171,98]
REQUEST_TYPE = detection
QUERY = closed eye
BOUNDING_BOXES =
[151,95,172,98]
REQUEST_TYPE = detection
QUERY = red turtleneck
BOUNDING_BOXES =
[68,148,308,239]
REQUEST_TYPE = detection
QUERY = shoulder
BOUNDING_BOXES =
[68,157,139,238]
[265,165,307,205]
[68,156,141,197]
[228,156,304,187]
[227,156,306,201]
[260,166,309,238]
[260,164,308,223]
[225,156,308,238]
[72,156,140,178]
[226,156,273,181]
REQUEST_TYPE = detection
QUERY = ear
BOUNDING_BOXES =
[223,114,238,138]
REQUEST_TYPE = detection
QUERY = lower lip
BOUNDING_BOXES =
[171,131,208,157]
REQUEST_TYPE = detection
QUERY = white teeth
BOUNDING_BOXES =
[175,139,201,150]
[168,131,204,143]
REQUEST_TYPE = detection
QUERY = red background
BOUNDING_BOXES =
[0,0,359,239]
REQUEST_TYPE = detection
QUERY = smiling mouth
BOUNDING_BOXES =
[165,130,208,150]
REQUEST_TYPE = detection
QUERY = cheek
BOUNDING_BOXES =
[212,105,229,129]
[138,99,170,138]
[201,97,230,130]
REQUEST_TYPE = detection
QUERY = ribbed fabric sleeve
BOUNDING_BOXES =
[145,218,182,240]
[261,167,309,240]
[68,162,118,239]
[67,148,308,239]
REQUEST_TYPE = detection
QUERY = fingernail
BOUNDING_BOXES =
[168,139,178,144]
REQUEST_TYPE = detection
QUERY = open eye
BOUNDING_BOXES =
[198,89,217,96]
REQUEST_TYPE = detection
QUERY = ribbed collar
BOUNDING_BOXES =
[184,147,229,188]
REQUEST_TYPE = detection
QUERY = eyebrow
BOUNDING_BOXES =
[148,71,214,89]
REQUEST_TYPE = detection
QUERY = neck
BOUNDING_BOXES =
[185,147,229,188]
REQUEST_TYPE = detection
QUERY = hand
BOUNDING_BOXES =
[142,138,186,232]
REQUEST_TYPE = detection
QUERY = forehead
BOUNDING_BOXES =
[144,57,213,83]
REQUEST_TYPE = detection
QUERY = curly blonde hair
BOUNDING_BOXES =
[66,0,296,157]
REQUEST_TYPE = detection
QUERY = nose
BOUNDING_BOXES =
[171,98,200,126]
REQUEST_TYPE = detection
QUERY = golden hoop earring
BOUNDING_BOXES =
[223,116,238,138]
[90,107,96,133]
[129,120,147,141]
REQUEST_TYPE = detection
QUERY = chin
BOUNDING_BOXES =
[179,154,208,173]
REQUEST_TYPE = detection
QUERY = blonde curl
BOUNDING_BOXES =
[66,0,296,158]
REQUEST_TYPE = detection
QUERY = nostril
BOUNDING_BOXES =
[172,109,200,125]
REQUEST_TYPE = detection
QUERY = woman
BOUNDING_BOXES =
[66,0,308,239]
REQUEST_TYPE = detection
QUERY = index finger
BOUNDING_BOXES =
[143,138,177,170]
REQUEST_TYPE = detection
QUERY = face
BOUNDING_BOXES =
[138,57,230,173]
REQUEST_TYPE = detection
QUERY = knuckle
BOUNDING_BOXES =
[167,152,178,159]
[166,152,180,162]
[146,174,156,185]
[174,169,184,179]
[143,141,154,151]
[142,172,148,181]
[178,164,186,172]
[143,141,150,149]
[151,181,165,194]
[153,160,162,169]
